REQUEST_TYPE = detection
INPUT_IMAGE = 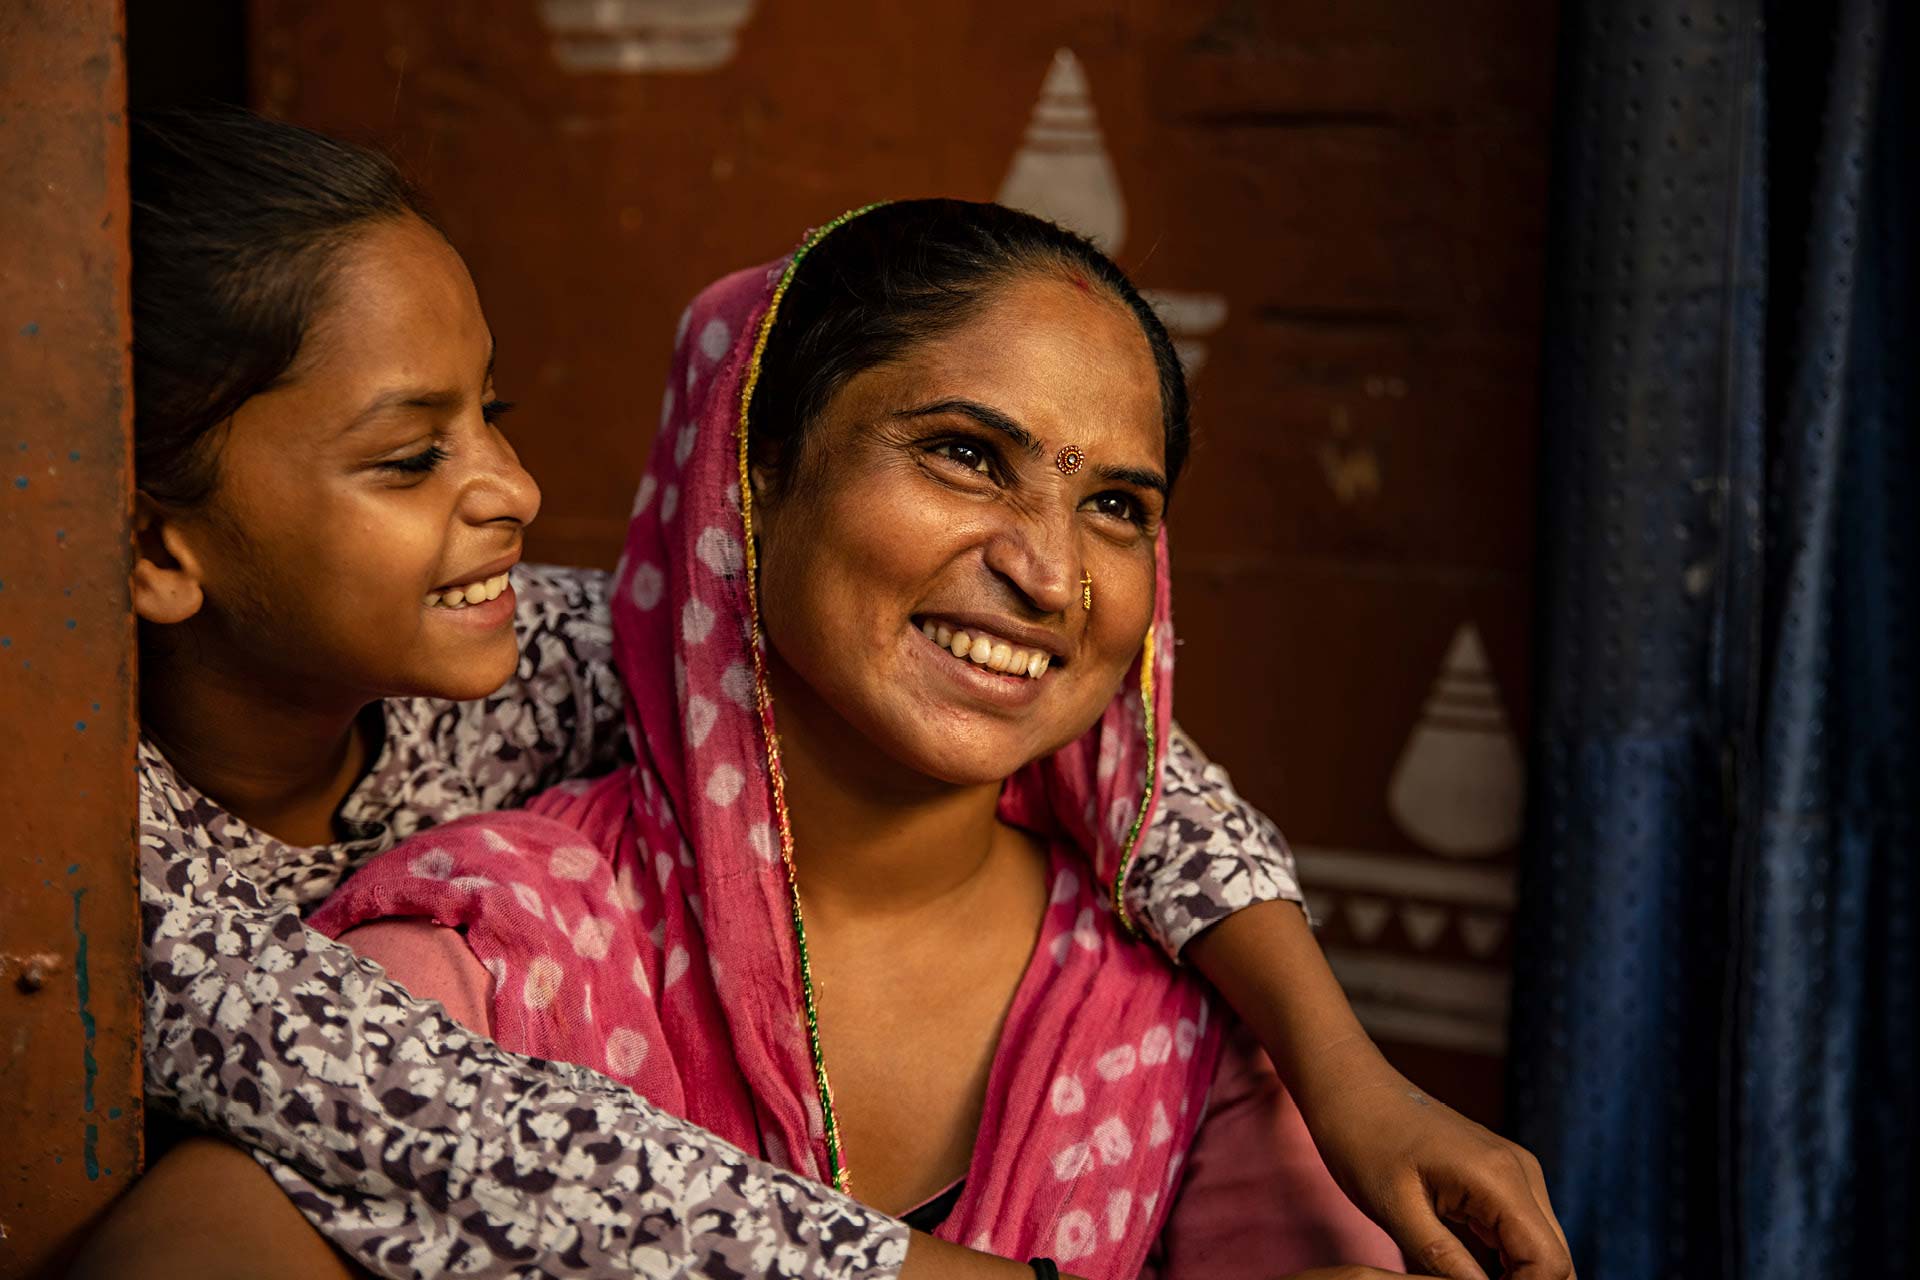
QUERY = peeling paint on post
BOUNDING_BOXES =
[0,0,143,1274]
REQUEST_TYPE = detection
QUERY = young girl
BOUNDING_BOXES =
[102,110,1568,1280]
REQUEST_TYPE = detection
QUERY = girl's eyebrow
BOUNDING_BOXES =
[893,398,1043,459]
[339,341,497,436]
[342,386,458,432]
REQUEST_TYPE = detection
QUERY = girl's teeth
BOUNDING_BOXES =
[989,642,1013,672]
[968,635,993,664]
[1027,652,1048,678]
[935,624,953,646]
[426,572,512,609]
[950,630,972,657]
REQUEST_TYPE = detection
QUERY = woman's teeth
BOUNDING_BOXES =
[920,620,1052,679]
[424,573,511,609]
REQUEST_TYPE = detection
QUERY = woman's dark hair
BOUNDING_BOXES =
[130,108,428,505]
[749,199,1191,498]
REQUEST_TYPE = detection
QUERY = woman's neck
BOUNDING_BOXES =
[767,666,1010,921]
[141,636,373,847]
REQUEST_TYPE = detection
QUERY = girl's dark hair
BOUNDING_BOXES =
[749,199,1191,497]
[131,108,428,505]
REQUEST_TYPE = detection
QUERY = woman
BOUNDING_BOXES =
[311,201,1498,1277]
[101,111,1567,1280]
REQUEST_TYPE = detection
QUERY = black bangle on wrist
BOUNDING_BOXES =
[1027,1259,1060,1280]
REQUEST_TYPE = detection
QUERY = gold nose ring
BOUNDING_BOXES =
[1080,571,1092,612]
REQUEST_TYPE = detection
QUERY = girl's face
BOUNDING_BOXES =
[139,215,540,707]
[755,272,1166,788]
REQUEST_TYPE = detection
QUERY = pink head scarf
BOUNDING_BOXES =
[315,208,1223,1274]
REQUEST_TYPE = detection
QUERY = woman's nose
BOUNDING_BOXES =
[983,511,1077,615]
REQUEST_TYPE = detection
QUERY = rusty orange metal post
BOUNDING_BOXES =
[0,1,143,1275]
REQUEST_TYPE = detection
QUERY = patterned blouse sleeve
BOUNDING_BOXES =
[1123,723,1306,960]
[141,786,907,1279]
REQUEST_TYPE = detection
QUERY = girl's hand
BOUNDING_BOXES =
[1188,901,1575,1280]
[1295,1039,1572,1280]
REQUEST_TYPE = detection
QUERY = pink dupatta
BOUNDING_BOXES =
[314,211,1224,1275]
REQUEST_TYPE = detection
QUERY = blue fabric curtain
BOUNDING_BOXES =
[1508,2,1915,1276]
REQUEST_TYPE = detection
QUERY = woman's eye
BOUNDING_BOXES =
[932,440,992,473]
[482,398,516,425]
[1087,492,1147,525]
[379,443,450,476]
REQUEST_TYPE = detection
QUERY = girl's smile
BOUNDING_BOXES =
[423,551,523,631]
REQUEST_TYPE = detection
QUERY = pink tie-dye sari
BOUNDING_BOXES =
[313,211,1223,1275]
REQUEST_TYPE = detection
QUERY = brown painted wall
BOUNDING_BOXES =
[252,0,1554,1124]
[0,1,143,1274]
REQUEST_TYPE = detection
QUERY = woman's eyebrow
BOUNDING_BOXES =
[893,398,1043,459]
[895,398,1165,494]
[1095,462,1169,499]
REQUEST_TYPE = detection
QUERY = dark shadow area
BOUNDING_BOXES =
[126,0,247,112]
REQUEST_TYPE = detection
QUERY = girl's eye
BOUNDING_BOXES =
[482,398,516,424]
[1086,492,1147,525]
[379,443,450,476]
[931,440,993,474]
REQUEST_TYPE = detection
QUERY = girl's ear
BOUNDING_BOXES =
[130,492,207,625]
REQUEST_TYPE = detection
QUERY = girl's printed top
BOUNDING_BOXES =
[139,563,1304,1279]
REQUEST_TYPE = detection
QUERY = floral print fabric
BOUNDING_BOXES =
[138,471,1302,1275]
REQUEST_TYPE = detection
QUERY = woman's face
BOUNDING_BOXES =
[142,215,540,706]
[755,272,1167,788]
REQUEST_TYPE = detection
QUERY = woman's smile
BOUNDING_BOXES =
[904,617,1055,712]
[912,614,1062,681]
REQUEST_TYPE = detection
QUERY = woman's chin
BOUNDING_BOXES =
[866,716,1055,789]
